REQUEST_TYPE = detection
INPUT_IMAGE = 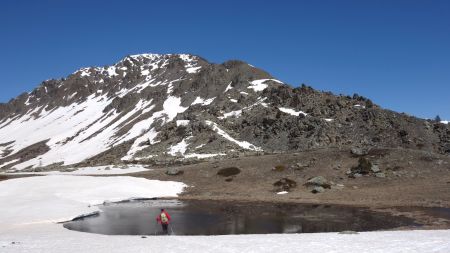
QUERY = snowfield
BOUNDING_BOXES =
[0,175,186,226]
[5,165,149,175]
[0,176,449,253]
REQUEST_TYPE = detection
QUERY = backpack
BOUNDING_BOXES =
[160,212,168,223]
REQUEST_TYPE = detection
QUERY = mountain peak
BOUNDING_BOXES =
[0,54,448,172]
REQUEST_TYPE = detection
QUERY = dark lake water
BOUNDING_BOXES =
[63,200,420,236]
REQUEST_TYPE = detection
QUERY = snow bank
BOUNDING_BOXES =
[1,223,449,253]
[0,175,185,226]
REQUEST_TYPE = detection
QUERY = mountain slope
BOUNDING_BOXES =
[0,54,449,171]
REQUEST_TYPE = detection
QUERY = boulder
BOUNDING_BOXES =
[351,157,372,175]
[349,158,387,178]
[294,162,309,169]
[166,167,183,176]
[274,178,297,191]
[311,186,325,194]
[305,176,331,189]
[375,172,386,178]
[353,173,362,178]
[370,164,381,173]
[351,147,369,156]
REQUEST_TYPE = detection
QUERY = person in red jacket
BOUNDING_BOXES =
[156,208,171,235]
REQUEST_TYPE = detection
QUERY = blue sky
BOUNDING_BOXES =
[1,0,449,119]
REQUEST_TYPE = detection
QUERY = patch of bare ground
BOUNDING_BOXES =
[130,148,450,209]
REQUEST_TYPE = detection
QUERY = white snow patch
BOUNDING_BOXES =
[248,79,283,92]
[205,120,262,151]
[176,120,190,127]
[195,143,206,149]
[224,81,233,92]
[229,98,238,103]
[219,110,242,119]
[203,97,215,105]
[279,107,308,116]
[192,97,215,106]
[67,92,77,100]
[121,128,159,161]
[6,165,149,175]
[168,137,192,156]
[119,96,187,160]
[219,97,268,119]
[277,191,289,195]
[0,159,19,168]
[184,153,225,159]
[192,97,205,105]
[122,96,186,145]
[186,66,201,73]
[24,96,31,106]
[440,120,449,124]
[324,118,334,122]
[106,66,118,76]
[179,54,202,73]
[354,104,366,109]
[128,53,162,61]
[162,96,188,120]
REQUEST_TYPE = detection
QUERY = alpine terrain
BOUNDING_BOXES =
[0,53,449,172]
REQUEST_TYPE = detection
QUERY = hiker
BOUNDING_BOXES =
[156,208,171,234]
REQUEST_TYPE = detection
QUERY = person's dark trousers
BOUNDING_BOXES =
[162,223,169,234]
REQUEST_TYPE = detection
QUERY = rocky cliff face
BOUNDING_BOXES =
[0,53,448,171]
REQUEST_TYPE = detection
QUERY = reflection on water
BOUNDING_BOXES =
[64,200,417,235]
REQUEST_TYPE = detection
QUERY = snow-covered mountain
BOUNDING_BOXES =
[0,54,449,171]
